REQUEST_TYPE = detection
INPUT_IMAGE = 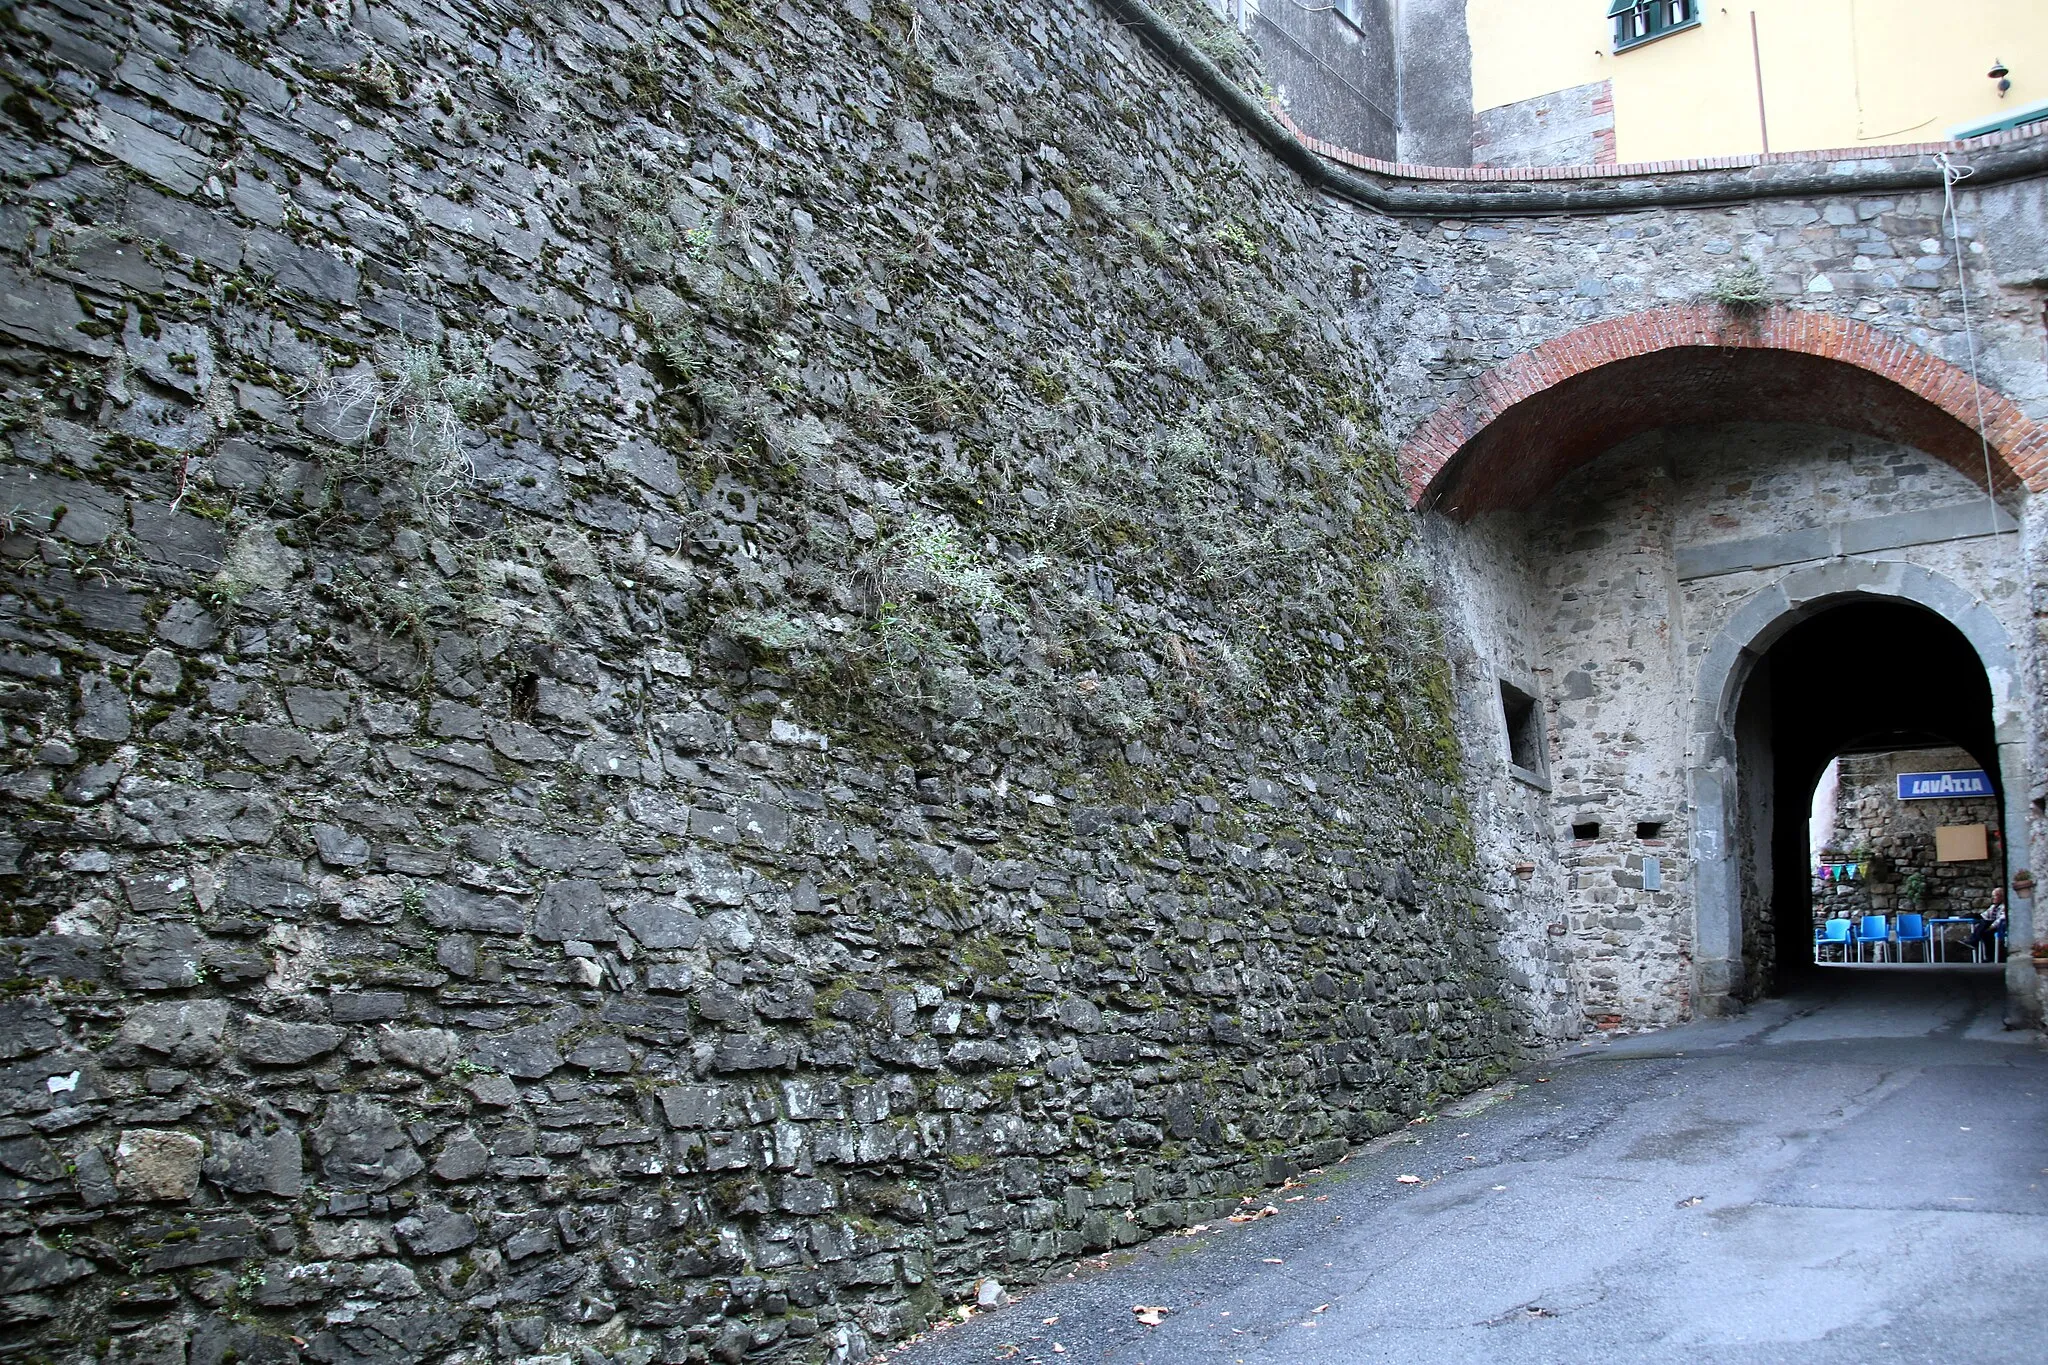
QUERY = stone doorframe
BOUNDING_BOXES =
[1688,559,2036,1023]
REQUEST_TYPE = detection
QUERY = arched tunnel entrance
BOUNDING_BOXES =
[1408,310,2045,1032]
[1734,599,2000,995]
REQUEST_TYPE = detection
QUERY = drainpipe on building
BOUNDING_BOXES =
[1749,12,1770,155]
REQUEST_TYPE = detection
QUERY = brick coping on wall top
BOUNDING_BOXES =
[1267,102,2047,184]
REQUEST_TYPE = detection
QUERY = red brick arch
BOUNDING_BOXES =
[1399,304,2048,518]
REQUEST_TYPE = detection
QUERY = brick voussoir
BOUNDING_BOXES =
[1982,411,2034,454]
[1534,350,1575,392]
[1927,368,1977,417]
[1399,304,2041,510]
[2010,432,2048,476]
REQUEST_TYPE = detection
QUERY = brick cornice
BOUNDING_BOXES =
[1399,305,2048,512]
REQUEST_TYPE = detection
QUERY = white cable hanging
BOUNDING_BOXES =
[1933,151,2005,539]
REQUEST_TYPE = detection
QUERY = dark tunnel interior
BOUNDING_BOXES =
[1735,599,1999,994]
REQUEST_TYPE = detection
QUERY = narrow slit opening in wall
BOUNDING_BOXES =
[1572,821,1601,841]
[1500,678,1543,774]
[510,673,540,722]
[1637,821,1665,840]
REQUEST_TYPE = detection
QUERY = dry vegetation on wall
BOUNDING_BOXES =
[0,0,1510,1362]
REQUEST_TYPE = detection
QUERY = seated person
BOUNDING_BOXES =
[1966,887,2007,958]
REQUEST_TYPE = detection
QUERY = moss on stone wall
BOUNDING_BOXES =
[0,0,1509,1361]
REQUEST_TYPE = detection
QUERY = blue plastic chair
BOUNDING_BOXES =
[1894,913,1930,964]
[1855,914,1890,963]
[1814,918,1853,963]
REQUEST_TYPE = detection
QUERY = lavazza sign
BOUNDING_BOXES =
[1896,770,1996,800]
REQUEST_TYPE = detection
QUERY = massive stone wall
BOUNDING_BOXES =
[0,0,1517,1362]
[4,0,2046,1354]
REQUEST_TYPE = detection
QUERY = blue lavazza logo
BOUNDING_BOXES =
[1896,770,1993,800]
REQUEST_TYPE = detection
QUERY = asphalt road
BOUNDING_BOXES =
[888,968,2048,1365]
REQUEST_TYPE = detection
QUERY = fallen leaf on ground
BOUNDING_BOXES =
[1052,1345,1065,1354]
[1261,1258,1284,1264]
[1228,1205,1278,1222]
[1313,1304,1330,1314]
[1493,1185,1508,1191]
[1535,1077,1551,1083]
[1041,1316,1059,1325]
[1396,1174,1423,1184]
[1676,1195,1704,1207]
[1132,1306,1170,1326]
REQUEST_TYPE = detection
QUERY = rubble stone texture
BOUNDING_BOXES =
[1,0,2043,1360]
[0,0,1506,1361]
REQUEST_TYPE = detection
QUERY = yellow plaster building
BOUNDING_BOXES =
[1467,0,2048,165]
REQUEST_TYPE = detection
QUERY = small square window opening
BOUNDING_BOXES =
[1499,679,1544,776]
[1636,821,1665,840]
[1572,821,1601,841]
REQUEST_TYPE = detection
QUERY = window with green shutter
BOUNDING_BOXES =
[1610,0,1700,52]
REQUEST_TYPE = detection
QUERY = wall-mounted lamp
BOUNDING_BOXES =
[1989,58,2011,96]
